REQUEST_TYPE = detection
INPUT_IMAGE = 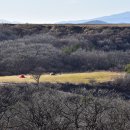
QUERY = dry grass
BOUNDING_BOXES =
[0,71,123,84]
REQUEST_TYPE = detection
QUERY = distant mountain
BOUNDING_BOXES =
[0,19,10,24]
[97,12,130,24]
[0,19,20,24]
[85,20,107,24]
[59,11,130,24]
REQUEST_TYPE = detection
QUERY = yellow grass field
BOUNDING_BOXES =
[0,71,123,84]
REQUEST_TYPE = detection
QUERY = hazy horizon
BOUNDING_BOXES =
[0,0,130,23]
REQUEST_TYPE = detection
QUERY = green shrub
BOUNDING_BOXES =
[63,44,80,55]
[125,64,130,73]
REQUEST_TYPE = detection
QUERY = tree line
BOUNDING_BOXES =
[0,26,130,75]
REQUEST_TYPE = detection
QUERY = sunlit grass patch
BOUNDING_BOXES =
[0,71,123,84]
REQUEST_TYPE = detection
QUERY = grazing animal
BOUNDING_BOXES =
[19,74,25,78]
[50,72,56,75]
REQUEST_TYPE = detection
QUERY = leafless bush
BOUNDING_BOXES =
[113,74,130,91]
[0,86,128,130]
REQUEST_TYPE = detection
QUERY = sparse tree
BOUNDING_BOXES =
[31,67,45,88]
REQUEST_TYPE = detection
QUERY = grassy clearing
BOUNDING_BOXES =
[0,71,123,84]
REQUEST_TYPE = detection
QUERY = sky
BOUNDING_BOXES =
[0,0,130,23]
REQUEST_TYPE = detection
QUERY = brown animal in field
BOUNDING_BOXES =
[19,74,26,78]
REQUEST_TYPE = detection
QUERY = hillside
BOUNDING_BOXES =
[0,24,130,130]
[98,12,130,24]
[0,24,130,75]
[84,20,107,24]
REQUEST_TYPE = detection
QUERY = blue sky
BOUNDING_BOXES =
[0,0,130,23]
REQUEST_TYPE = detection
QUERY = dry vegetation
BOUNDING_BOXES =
[0,24,130,130]
[0,24,130,75]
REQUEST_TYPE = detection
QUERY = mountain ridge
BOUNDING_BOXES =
[0,19,10,23]
[59,11,130,24]
[84,20,107,24]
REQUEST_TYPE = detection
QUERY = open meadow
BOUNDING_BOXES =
[0,71,124,84]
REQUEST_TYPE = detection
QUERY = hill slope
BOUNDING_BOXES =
[60,11,130,24]
[85,20,107,24]
[97,12,130,23]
